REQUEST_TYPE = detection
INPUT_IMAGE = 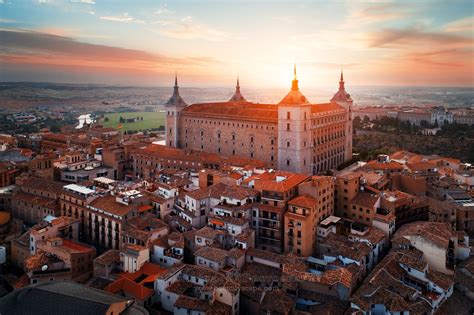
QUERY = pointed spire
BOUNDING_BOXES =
[166,72,187,106]
[291,64,299,91]
[339,69,345,91]
[229,76,246,102]
[331,70,351,102]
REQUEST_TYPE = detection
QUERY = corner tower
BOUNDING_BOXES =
[277,65,312,174]
[229,77,246,102]
[330,70,353,161]
[165,73,187,148]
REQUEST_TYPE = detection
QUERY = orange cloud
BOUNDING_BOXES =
[0,29,219,74]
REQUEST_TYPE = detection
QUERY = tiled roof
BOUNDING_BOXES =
[288,194,317,209]
[89,194,135,217]
[311,102,345,113]
[283,257,356,289]
[252,171,309,193]
[195,247,228,263]
[106,262,166,301]
[246,247,288,264]
[260,289,295,314]
[174,295,209,312]
[94,250,120,266]
[182,102,278,123]
[395,221,457,249]
[351,191,379,209]
[195,226,224,240]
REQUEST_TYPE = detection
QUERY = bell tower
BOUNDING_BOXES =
[165,73,187,148]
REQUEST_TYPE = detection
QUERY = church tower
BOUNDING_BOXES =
[165,73,187,148]
[277,65,312,174]
[330,70,353,161]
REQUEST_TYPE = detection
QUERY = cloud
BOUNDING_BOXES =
[157,16,229,41]
[0,18,15,23]
[443,16,473,33]
[347,3,410,25]
[70,0,95,4]
[154,4,174,16]
[100,12,145,24]
[0,29,218,73]
[369,27,472,48]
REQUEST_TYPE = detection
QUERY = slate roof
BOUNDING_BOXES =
[0,281,147,315]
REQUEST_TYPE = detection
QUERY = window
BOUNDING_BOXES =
[287,123,290,131]
[287,112,291,119]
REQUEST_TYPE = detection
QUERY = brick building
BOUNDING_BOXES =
[165,68,353,175]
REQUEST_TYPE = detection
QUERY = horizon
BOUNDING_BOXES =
[1,80,474,90]
[0,1,473,88]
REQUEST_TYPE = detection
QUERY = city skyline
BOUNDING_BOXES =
[0,0,473,87]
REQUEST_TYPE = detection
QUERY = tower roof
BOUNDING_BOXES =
[330,70,351,102]
[229,77,246,102]
[278,65,310,105]
[165,73,187,106]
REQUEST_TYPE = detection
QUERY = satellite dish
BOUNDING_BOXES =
[41,265,48,272]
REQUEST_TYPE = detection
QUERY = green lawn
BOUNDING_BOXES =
[101,111,165,132]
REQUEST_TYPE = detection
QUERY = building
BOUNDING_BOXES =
[165,69,353,175]
[284,176,334,256]
[392,221,470,275]
[351,248,454,314]
[11,177,64,225]
[24,237,96,284]
[249,171,309,253]
[0,281,148,315]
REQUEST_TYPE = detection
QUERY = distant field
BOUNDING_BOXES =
[101,111,165,132]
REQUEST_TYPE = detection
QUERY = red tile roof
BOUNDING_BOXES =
[288,195,317,209]
[182,102,278,123]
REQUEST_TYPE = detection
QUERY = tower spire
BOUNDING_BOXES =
[166,72,186,106]
[291,64,299,90]
[229,76,246,102]
[339,69,345,91]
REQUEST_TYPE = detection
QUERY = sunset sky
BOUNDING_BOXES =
[0,0,473,88]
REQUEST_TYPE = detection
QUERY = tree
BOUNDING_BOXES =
[420,120,430,128]
[363,115,370,124]
[104,117,109,122]
[50,124,61,132]
[119,116,125,123]
[353,116,362,129]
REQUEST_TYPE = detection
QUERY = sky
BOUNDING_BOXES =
[0,0,473,88]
